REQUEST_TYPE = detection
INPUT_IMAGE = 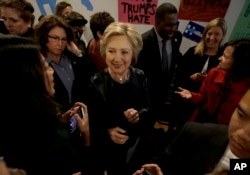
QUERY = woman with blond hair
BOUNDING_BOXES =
[87,22,153,175]
[174,17,227,123]
[175,17,227,92]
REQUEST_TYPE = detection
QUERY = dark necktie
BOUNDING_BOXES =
[162,39,168,72]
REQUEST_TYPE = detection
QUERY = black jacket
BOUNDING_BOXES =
[135,28,183,120]
[153,122,228,175]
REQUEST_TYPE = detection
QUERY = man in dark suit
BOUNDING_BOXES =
[135,3,183,123]
[133,88,250,175]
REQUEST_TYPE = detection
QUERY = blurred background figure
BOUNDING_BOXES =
[0,0,35,38]
[38,14,45,22]
[55,1,72,17]
[87,11,115,73]
[64,11,88,58]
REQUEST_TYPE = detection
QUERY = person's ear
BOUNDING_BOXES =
[97,31,103,39]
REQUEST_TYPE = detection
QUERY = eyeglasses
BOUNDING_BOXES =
[48,35,67,44]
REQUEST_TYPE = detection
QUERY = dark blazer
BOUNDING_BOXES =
[154,122,228,175]
[52,49,93,112]
[135,27,182,120]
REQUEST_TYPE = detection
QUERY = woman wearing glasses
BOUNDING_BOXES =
[34,15,92,114]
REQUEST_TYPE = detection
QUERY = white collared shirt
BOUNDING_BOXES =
[213,145,239,173]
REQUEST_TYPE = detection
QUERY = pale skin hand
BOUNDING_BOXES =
[0,158,27,175]
[175,87,192,100]
[190,72,207,82]
[66,41,82,56]
[124,108,139,124]
[108,127,129,144]
[132,164,163,175]
[70,102,90,146]
[70,102,89,133]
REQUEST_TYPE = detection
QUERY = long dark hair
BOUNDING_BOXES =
[0,35,62,131]
[225,38,250,79]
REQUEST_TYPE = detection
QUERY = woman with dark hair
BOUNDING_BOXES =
[0,0,35,38]
[55,1,72,17]
[0,35,90,175]
[34,15,92,112]
[176,38,250,125]
[87,11,115,72]
[64,11,88,57]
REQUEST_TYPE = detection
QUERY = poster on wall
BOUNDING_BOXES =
[229,0,250,40]
[183,21,204,43]
[118,0,158,25]
[36,0,93,16]
[178,0,231,22]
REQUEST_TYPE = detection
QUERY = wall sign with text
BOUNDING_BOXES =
[118,0,158,25]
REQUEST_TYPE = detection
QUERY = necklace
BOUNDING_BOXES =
[109,69,130,84]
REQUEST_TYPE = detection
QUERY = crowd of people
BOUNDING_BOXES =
[0,0,250,175]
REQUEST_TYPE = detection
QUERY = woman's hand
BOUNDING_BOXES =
[132,164,163,175]
[108,127,129,144]
[0,157,27,175]
[190,72,207,82]
[70,102,90,146]
[66,41,82,57]
[175,87,192,100]
[70,102,89,133]
[124,108,139,124]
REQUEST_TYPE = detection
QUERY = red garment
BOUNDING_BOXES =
[189,68,250,125]
[87,38,107,72]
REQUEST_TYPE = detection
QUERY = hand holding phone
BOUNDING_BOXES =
[143,169,154,175]
[69,106,84,133]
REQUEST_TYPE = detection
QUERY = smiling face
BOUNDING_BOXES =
[205,26,224,50]
[105,35,133,76]
[228,89,250,158]
[155,13,178,39]
[0,7,31,36]
[218,46,234,71]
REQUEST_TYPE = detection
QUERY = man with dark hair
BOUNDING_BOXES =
[87,11,115,72]
[135,3,183,124]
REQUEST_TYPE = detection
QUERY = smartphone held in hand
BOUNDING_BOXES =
[143,169,154,175]
[69,107,84,133]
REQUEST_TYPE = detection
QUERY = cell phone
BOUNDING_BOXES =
[69,106,84,133]
[143,169,154,175]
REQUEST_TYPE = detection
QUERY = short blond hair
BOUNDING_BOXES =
[100,22,143,66]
